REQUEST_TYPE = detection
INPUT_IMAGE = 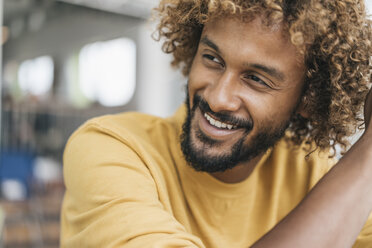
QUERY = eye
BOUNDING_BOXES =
[202,54,223,67]
[244,74,271,88]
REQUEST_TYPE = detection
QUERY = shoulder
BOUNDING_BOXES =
[63,112,160,185]
[62,110,183,201]
[63,108,186,188]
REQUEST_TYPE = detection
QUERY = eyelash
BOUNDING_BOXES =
[244,74,270,88]
[202,54,222,65]
[202,53,271,89]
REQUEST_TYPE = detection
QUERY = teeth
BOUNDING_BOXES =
[204,113,237,130]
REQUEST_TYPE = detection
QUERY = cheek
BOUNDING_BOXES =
[242,93,297,127]
[188,60,202,92]
[188,67,216,107]
[187,59,200,106]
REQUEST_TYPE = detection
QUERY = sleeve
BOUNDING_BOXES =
[353,213,372,248]
[60,123,205,248]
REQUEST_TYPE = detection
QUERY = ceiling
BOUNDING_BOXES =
[3,0,159,22]
[57,0,159,18]
[4,0,41,21]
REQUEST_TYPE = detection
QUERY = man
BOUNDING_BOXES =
[61,0,372,247]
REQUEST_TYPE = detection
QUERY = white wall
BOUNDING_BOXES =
[136,22,186,117]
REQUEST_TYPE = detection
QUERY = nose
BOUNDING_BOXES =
[204,70,241,113]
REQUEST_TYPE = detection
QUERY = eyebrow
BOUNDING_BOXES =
[200,36,220,53]
[200,36,286,82]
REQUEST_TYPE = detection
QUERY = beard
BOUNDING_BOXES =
[180,92,293,173]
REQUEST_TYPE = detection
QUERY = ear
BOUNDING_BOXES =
[296,97,310,119]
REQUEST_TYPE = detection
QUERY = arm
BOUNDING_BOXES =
[61,123,204,247]
[252,90,372,248]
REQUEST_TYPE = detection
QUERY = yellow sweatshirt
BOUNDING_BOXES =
[61,106,372,247]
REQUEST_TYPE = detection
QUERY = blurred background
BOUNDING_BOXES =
[0,0,371,247]
[0,0,186,247]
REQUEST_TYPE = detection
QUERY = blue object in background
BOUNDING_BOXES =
[0,150,35,199]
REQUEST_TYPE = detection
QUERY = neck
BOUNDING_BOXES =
[210,154,264,183]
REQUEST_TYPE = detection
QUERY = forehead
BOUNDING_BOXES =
[202,16,298,56]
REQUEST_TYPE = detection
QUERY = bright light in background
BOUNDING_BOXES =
[79,38,136,107]
[367,1,372,17]
[18,56,54,96]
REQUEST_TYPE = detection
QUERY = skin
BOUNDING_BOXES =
[187,17,306,183]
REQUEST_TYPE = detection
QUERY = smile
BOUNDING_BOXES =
[204,113,237,130]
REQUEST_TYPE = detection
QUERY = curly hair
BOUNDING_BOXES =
[153,0,372,155]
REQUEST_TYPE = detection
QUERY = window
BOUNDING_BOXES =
[78,38,136,107]
[18,56,54,96]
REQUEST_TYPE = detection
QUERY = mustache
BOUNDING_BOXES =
[193,94,253,130]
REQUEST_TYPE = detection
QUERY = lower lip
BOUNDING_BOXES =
[197,109,243,140]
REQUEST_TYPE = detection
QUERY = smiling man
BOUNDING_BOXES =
[182,17,306,179]
[61,0,372,247]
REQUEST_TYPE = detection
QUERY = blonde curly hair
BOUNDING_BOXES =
[153,0,372,155]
